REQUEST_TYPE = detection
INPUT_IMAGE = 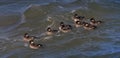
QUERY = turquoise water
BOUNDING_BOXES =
[0,0,120,58]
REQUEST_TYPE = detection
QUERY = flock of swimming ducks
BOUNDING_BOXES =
[23,14,103,49]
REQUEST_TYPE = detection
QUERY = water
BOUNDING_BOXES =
[0,0,120,58]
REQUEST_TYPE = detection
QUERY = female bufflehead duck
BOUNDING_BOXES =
[29,40,43,49]
[90,18,102,25]
[59,22,72,33]
[46,27,58,35]
[72,14,85,22]
[83,23,97,30]
[23,33,36,42]
[74,21,85,27]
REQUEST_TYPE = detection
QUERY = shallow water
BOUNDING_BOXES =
[0,0,120,58]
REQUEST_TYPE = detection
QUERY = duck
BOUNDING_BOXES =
[72,14,85,22]
[59,22,72,33]
[83,23,97,30]
[23,33,36,42]
[90,18,102,25]
[46,27,58,35]
[29,40,43,49]
[74,21,85,27]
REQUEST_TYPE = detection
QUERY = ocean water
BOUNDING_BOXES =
[0,0,120,58]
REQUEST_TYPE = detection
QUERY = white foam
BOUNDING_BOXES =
[43,36,53,40]
[58,6,64,9]
[47,17,55,27]
[71,10,76,13]
[20,4,32,13]
[46,16,52,22]
[39,33,46,37]
[24,43,29,47]
[20,13,26,23]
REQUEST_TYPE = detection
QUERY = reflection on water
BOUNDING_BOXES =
[0,0,120,58]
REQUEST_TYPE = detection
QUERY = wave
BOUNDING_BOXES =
[0,13,25,33]
[0,0,120,58]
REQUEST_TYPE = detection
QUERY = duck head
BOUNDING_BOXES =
[29,40,34,44]
[76,21,83,25]
[90,18,95,22]
[24,33,29,38]
[47,27,52,32]
[74,14,78,17]
[84,23,89,27]
[60,22,65,26]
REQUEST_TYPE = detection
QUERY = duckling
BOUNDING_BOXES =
[46,27,58,35]
[90,18,102,25]
[72,14,85,22]
[83,23,97,30]
[59,22,72,33]
[29,40,43,49]
[74,21,84,27]
[23,33,36,42]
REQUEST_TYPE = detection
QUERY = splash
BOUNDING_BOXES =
[46,16,55,28]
